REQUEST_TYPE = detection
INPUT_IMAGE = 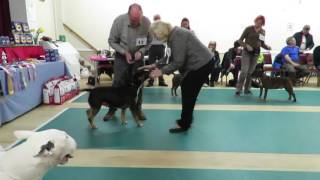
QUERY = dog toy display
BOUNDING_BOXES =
[11,22,33,46]
[0,129,77,180]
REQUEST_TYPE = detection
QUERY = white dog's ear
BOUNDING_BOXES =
[14,131,35,140]
[34,141,55,157]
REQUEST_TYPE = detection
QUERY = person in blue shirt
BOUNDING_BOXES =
[281,36,309,82]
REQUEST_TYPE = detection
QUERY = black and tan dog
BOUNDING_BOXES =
[171,73,182,96]
[82,70,149,129]
[257,71,296,102]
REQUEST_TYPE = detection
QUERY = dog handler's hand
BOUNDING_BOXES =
[293,62,300,68]
[134,51,142,61]
[125,52,134,64]
[246,44,253,52]
[150,68,163,78]
[138,64,156,71]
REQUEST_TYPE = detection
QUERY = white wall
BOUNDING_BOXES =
[32,0,56,39]
[9,0,320,53]
[9,0,27,22]
[58,0,320,53]
[9,0,57,39]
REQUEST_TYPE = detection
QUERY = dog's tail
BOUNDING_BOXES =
[80,88,93,92]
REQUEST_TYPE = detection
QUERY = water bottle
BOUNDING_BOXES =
[1,51,7,65]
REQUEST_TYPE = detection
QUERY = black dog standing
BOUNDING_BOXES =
[83,70,150,129]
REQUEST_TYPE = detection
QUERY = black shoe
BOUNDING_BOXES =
[244,90,253,95]
[159,82,168,87]
[169,127,188,133]
[235,91,241,96]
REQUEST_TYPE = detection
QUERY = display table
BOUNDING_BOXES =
[0,61,66,126]
[0,46,45,64]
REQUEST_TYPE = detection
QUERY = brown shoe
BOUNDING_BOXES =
[137,111,147,121]
[103,109,115,121]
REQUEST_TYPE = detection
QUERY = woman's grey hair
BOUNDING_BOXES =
[150,21,172,40]
[286,36,295,45]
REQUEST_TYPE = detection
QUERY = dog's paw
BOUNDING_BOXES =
[90,124,97,129]
[258,98,265,102]
[121,121,128,125]
[137,123,144,127]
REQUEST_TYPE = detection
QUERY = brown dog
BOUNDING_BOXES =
[259,74,296,102]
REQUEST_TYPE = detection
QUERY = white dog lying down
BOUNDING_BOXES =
[0,129,77,180]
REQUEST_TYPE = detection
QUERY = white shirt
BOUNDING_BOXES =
[300,35,307,50]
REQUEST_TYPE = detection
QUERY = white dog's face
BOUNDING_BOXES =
[15,129,77,165]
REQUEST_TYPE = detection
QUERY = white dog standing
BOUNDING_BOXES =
[0,129,77,180]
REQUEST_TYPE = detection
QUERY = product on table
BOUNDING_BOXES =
[0,36,10,46]
[20,34,27,44]
[26,34,33,44]
[43,76,79,105]
[22,22,30,33]
[11,22,33,45]
[11,22,23,33]
[0,63,36,96]
[1,51,8,65]
[45,49,60,62]
[13,33,21,45]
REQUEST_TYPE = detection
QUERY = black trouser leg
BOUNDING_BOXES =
[177,60,213,129]
[231,69,239,81]
[148,45,165,85]
[210,68,221,83]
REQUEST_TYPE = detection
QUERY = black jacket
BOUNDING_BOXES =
[213,50,220,61]
[221,48,240,70]
[293,32,314,50]
[313,46,320,68]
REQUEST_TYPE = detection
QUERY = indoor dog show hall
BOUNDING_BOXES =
[1,0,320,179]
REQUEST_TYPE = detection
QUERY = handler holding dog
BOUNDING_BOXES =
[107,3,151,121]
[141,21,214,133]
[236,15,271,96]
